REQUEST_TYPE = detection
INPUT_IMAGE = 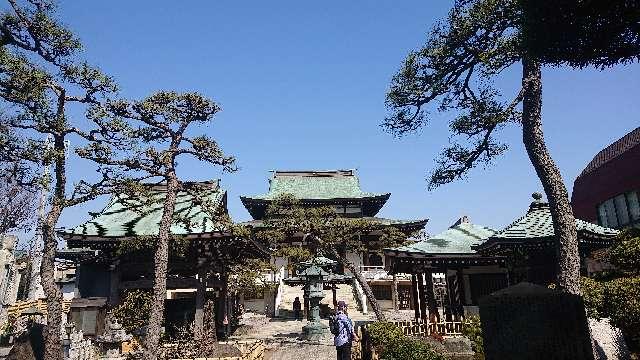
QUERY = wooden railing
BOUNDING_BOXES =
[6,299,72,318]
[364,318,468,337]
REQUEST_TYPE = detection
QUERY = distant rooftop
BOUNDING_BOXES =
[388,216,496,255]
[60,180,227,242]
[578,126,640,178]
[241,169,392,219]
[475,193,619,253]
[248,170,388,200]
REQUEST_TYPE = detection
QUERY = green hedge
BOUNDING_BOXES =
[582,276,640,351]
[367,322,446,360]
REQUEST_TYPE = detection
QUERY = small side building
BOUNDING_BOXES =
[384,216,507,319]
[57,180,269,339]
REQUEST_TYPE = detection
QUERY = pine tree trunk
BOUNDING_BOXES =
[41,212,64,360]
[41,134,68,360]
[144,175,179,359]
[329,248,386,321]
[521,57,581,295]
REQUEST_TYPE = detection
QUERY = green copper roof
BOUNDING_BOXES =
[61,181,226,239]
[390,217,495,254]
[492,193,619,240]
[249,170,387,200]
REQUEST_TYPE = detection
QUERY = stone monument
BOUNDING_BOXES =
[478,282,594,360]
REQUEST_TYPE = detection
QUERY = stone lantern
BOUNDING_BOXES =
[96,316,132,360]
[291,256,349,341]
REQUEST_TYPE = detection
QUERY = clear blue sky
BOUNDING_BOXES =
[54,0,639,236]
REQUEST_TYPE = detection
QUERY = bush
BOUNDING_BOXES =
[462,315,484,360]
[111,290,152,335]
[581,277,605,319]
[581,276,640,352]
[605,277,640,351]
[382,338,447,360]
[367,321,405,349]
[366,322,446,360]
[609,228,640,275]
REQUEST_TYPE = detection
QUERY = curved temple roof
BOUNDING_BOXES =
[241,170,392,219]
[60,180,227,241]
[474,193,619,252]
[386,216,495,257]
[249,170,388,200]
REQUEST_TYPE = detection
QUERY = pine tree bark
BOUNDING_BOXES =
[521,57,581,295]
[329,248,386,321]
[41,213,63,360]
[144,174,179,359]
[40,134,68,360]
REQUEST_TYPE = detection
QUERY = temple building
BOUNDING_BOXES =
[572,126,640,229]
[385,193,618,321]
[240,170,428,315]
[56,180,268,338]
[384,216,506,319]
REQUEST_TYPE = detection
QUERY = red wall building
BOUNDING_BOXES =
[572,127,640,228]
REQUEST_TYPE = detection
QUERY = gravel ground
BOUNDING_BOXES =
[589,318,630,360]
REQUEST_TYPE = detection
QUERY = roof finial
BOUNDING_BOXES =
[532,192,543,201]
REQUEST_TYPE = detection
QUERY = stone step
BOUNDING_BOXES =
[276,282,363,318]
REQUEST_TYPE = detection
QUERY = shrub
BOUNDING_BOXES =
[609,229,640,275]
[581,276,640,352]
[604,277,640,351]
[367,321,405,349]
[462,315,484,360]
[366,322,446,360]
[111,290,152,335]
[581,277,605,319]
[382,338,447,360]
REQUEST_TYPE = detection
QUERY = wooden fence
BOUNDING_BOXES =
[386,318,467,337]
[6,299,72,318]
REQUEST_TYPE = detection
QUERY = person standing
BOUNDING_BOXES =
[331,300,359,360]
[293,297,302,321]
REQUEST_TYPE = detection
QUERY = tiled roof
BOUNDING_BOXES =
[578,126,640,178]
[491,193,618,240]
[60,181,226,239]
[248,170,388,200]
[241,216,428,229]
[390,216,496,254]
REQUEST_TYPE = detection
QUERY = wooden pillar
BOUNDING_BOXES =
[418,273,427,321]
[411,273,420,319]
[73,265,81,299]
[424,271,439,321]
[108,265,120,306]
[332,284,337,309]
[194,270,206,333]
[392,274,399,311]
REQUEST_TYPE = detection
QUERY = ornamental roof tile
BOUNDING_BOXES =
[60,181,226,239]
[390,216,495,254]
[248,170,387,200]
[491,193,618,240]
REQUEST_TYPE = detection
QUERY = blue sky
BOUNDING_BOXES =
[53,0,639,236]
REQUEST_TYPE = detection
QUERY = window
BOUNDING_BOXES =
[371,284,392,300]
[597,190,640,228]
[334,204,362,215]
[628,191,640,221]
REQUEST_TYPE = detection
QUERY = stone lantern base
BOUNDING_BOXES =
[302,321,328,341]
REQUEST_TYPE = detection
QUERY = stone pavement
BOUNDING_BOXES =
[230,310,417,359]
